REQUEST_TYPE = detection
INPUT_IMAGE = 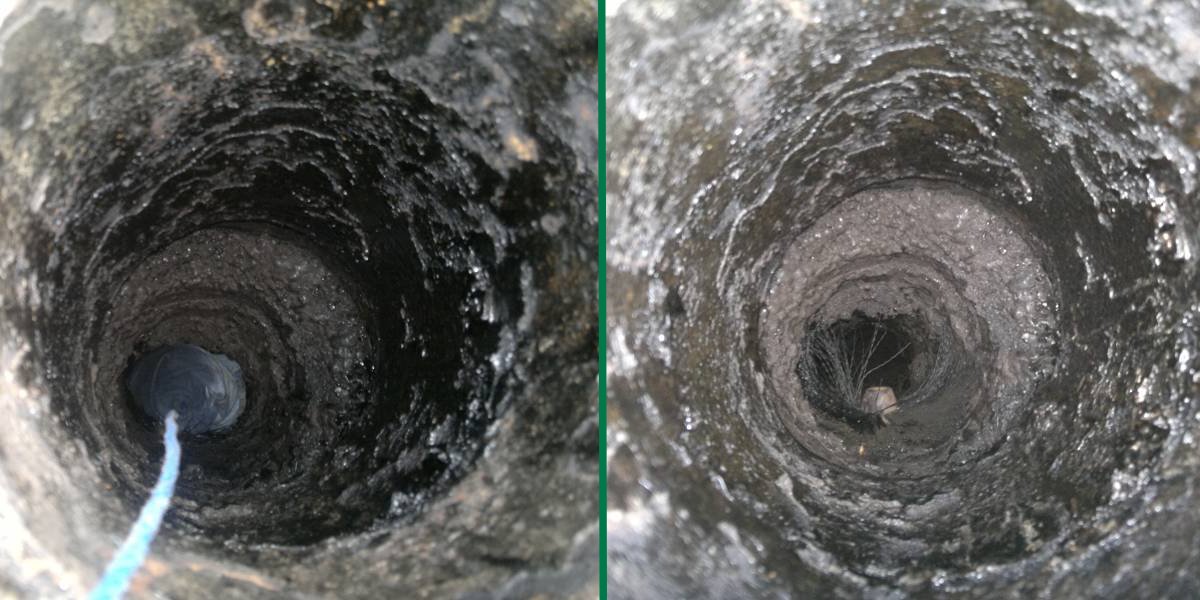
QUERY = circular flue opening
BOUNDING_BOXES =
[797,313,917,428]
[0,1,599,597]
[125,343,246,435]
[29,67,534,553]
[607,2,1200,595]
[796,308,970,458]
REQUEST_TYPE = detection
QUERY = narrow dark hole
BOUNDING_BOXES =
[126,343,246,435]
[797,313,916,425]
[838,316,914,392]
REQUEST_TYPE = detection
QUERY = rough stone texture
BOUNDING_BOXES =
[608,0,1200,597]
[0,0,598,598]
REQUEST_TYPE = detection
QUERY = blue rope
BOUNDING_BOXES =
[89,411,181,600]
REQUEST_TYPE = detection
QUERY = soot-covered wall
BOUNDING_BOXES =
[0,0,598,597]
[608,0,1200,597]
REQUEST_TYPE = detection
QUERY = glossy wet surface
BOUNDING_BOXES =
[0,0,598,597]
[608,0,1200,596]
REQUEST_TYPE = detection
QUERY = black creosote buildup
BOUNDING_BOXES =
[0,0,598,597]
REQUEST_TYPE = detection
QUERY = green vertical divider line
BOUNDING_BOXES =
[597,1,607,597]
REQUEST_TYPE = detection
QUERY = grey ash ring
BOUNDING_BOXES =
[608,1,1200,596]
